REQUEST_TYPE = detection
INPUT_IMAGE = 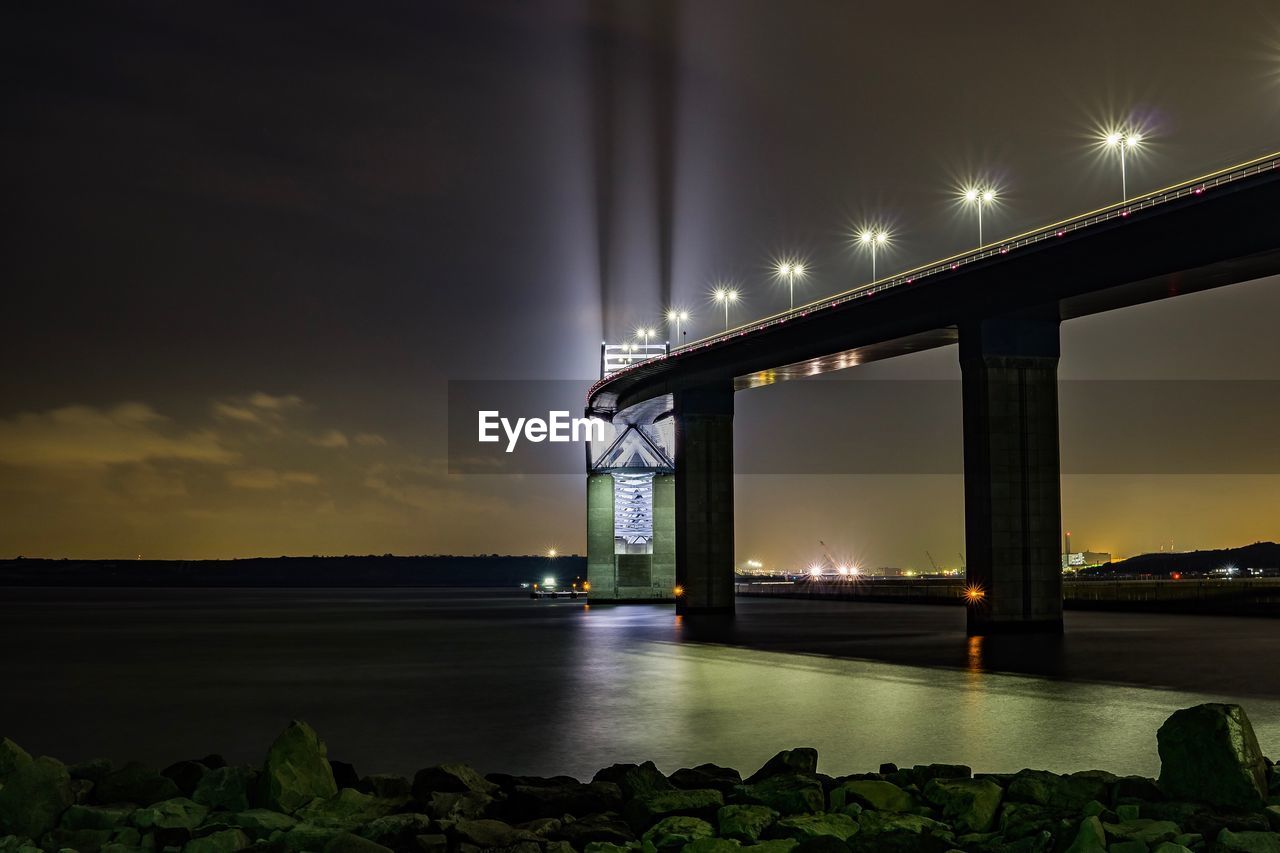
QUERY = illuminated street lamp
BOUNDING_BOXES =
[712,285,740,330]
[856,228,890,282]
[636,326,656,348]
[665,308,690,344]
[962,186,997,246]
[774,260,807,310]
[1104,130,1144,201]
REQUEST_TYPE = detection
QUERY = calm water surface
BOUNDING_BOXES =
[2,588,1278,780]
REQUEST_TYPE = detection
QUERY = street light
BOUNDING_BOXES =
[636,326,656,349]
[665,308,690,344]
[856,228,890,282]
[961,186,997,246]
[774,260,807,310]
[1103,130,1144,201]
[712,285,740,330]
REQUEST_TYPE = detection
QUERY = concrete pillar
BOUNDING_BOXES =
[673,383,735,615]
[960,312,1063,635]
[586,472,616,600]
[651,473,676,598]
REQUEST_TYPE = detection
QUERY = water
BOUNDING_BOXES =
[2,588,1278,780]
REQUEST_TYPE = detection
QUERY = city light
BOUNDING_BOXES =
[964,585,986,603]
[673,584,685,597]
[808,564,823,577]
[636,326,656,347]
[1102,128,1145,201]
[712,284,741,330]
[543,577,556,587]
[774,259,807,310]
[665,308,691,344]
[582,581,591,592]
[546,547,558,558]
[960,185,998,246]
[855,227,891,282]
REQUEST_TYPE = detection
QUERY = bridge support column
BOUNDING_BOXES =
[652,472,676,597]
[960,312,1063,635]
[673,383,735,615]
[586,472,615,599]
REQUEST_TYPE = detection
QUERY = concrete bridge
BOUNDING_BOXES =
[584,151,1280,634]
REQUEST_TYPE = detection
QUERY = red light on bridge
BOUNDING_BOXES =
[1170,572,1181,580]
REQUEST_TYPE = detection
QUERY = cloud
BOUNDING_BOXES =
[226,468,321,490]
[213,402,262,424]
[354,433,387,447]
[0,403,238,468]
[310,429,349,448]
[249,392,303,411]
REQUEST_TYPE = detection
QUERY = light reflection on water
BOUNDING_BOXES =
[1,588,1277,779]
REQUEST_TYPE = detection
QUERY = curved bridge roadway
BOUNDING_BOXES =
[586,151,1280,634]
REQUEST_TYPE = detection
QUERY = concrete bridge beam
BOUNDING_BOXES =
[673,383,735,615]
[960,312,1064,635]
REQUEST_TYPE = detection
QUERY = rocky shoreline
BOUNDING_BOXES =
[2,704,1278,853]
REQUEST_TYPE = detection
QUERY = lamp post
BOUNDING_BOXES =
[1105,131,1143,201]
[962,187,997,246]
[774,260,806,310]
[712,286,739,330]
[857,228,889,282]
[665,308,690,344]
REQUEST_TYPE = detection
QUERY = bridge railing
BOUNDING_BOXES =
[590,150,1280,399]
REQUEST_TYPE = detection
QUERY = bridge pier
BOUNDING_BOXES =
[960,312,1064,635]
[673,384,735,615]
[586,472,617,598]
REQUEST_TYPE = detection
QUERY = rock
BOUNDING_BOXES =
[642,816,715,851]
[183,828,250,853]
[263,722,339,814]
[997,802,1072,842]
[425,790,493,821]
[60,805,134,830]
[1062,819,1108,853]
[71,777,95,805]
[625,789,724,831]
[1150,844,1193,853]
[671,765,743,795]
[1157,703,1268,810]
[507,781,623,821]
[0,740,32,784]
[789,839,849,853]
[414,834,448,853]
[717,805,778,842]
[922,777,1002,834]
[1102,818,1181,846]
[847,812,954,853]
[554,813,636,846]
[411,765,498,800]
[295,789,401,829]
[359,775,412,800]
[1109,842,1147,853]
[828,780,917,813]
[454,818,541,848]
[330,762,360,791]
[733,776,825,815]
[517,817,562,837]
[0,755,74,838]
[595,762,676,799]
[746,751,818,784]
[1141,800,1270,838]
[193,767,257,812]
[322,831,392,853]
[132,798,209,831]
[1006,769,1108,811]
[161,762,208,797]
[96,762,183,806]
[225,809,298,838]
[770,813,859,842]
[69,758,114,787]
[583,844,637,853]
[1216,829,1280,852]
[681,839,742,853]
[742,841,798,853]
[910,764,970,785]
[283,823,343,852]
[359,814,434,849]
[1113,775,1164,805]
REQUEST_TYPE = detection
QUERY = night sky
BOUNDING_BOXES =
[4,1,1279,565]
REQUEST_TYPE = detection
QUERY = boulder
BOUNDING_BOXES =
[828,780,917,813]
[718,805,778,842]
[921,777,1002,834]
[60,804,134,831]
[294,789,401,829]
[0,755,74,838]
[1157,703,1268,810]
[594,762,676,799]
[359,814,434,849]
[226,808,298,838]
[847,812,954,853]
[424,790,493,821]
[1150,844,1193,853]
[997,802,1071,841]
[131,798,209,831]
[69,759,114,787]
[746,751,818,784]
[642,816,715,851]
[0,739,32,784]
[193,766,257,812]
[183,828,250,853]
[789,839,849,853]
[909,764,970,785]
[1102,818,1181,846]
[323,831,393,853]
[263,721,338,814]
[517,817,562,837]
[582,843,636,853]
[330,762,360,791]
[554,813,636,846]
[359,775,412,800]
[45,826,113,852]
[770,813,859,842]
[161,761,209,797]
[1113,776,1164,804]
[414,833,448,853]
[96,762,183,806]
[681,839,742,853]
[283,823,343,852]
[625,789,724,831]
[454,819,541,848]
[411,765,498,800]
[1141,800,1270,838]
[1215,829,1280,853]
[671,765,743,795]
[742,841,798,853]
[733,776,825,815]
[507,781,622,821]
[1006,769,1108,811]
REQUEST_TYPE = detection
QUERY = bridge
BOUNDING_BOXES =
[583,150,1280,634]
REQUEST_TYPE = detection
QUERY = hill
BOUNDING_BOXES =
[1080,541,1280,578]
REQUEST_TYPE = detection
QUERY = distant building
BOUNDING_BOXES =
[1063,551,1111,570]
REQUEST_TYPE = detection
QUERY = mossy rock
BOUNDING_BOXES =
[225,809,297,838]
[1157,704,1268,810]
[746,751,818,784]
[1006,769,1109,811]
[193,767,257,812]
[60,805,134,831]
[1215,828,1280,852]
[717,805,778,842]
[921,777,1002,834]
[0,756,74,839]
[734,776,825,816]
[263,722,338,814]
[96,763,182,806]
[829,780,917,813]
[626,789,724,831]
[642,816,715,851]
[0,740,32,784]
[770,813,858,842]
[680,839,741,853]
[182,828,250,853]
